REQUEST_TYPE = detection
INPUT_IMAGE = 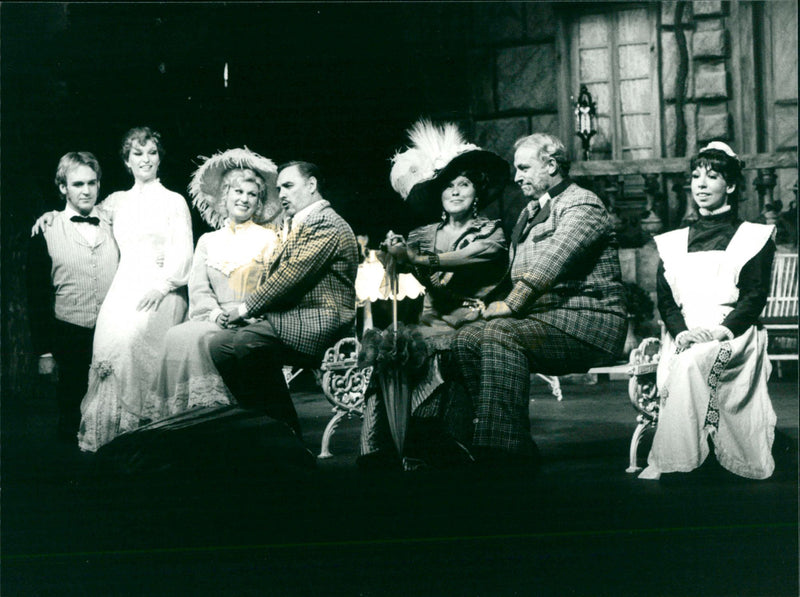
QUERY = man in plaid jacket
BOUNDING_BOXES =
[453,133,627,464]
[209,161,359,437]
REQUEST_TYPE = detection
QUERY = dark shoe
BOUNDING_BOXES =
[357,449,402,471]
[404,418,476,470]
[471,442,541,474]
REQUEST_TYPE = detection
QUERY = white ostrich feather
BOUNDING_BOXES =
[389,119,478,200]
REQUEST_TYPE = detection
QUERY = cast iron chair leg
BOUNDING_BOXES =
[318,409,347,459]
[626,416,656,473]
[536,374,563,400]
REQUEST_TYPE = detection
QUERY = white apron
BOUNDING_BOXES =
[643,222,777,479]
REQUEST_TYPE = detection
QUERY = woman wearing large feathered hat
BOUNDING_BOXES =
[142,147,282,421]
[359,120,511,469]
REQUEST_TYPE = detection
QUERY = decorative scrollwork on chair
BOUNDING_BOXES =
[317,337,373,459]
[626,337,661,473]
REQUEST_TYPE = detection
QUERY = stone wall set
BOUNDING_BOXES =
[465,1,795,234]
[466,2,737,162]
[466,3,561,166]
[661,1,732,158]
[462,1,796,298]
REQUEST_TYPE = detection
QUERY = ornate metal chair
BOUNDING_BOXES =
[624,337,661,473]
[315,337,373,458]
[282,337,373,459]
[537,375,563,400]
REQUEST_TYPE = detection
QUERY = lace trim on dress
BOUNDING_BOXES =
[78,369,143,452]
[205,223,276,276]
[704,341,733,429]
[141,373,233,423]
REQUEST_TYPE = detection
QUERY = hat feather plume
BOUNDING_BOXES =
[390,119,478,200]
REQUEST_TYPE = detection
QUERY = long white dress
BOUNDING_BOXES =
[78,180,193,452]
[141,221,279,421]
[643,222,777,479]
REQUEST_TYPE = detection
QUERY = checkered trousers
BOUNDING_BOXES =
[453,315,618,455]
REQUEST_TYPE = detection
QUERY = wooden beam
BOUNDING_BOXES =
[570,152,798,176]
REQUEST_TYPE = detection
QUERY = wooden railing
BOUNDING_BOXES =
[569,152,798,247]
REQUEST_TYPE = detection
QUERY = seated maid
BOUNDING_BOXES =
[640,142,777,480]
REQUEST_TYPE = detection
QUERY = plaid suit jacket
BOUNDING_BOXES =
[244,201,359,357]
[505,182,626,355]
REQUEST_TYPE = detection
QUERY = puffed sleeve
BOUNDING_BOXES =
[153,191,194,296]
[187,234,220,321]
[408,219,507,269]
[465,219,508,259]
[96,191,124,226]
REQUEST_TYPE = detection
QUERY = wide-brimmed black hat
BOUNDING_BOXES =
[405,149,510,223]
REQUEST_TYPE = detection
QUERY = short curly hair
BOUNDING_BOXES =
[220,168,267,202]
[514,133,571,176]
[120,126,164,169]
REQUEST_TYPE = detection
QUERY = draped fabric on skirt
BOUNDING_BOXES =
[648,327,775,478]
[141,221,279,423]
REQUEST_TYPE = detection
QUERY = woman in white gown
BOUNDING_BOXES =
[76,127,194,451]
[640,142,777,480]
[141,148,281,421]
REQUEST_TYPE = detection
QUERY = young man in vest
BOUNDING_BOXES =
[27,152,119,441]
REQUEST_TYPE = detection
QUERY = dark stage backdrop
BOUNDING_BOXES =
[1,2,479,395]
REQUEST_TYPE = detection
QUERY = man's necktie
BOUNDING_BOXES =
[511,204,534,248]
[70,215,100,225]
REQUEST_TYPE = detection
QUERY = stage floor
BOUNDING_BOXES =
[3,376,798,596]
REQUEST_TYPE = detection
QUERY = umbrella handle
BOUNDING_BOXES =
[391,264,399,335]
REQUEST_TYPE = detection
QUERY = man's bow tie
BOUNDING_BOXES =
[71,215,100,226]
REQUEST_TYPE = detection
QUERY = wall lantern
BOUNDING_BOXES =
[574,84,597,161]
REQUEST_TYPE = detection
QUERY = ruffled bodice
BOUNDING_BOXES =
[188,221,279,320]
[408,216,508,317]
